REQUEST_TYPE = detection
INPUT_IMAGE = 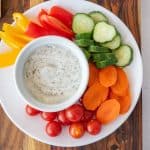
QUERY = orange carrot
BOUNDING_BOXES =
[117,89,131,114]
[109,90,120,100]
[99,66,117,87]
[96,99,120,124]
[111,68,128,96]
[88,63,99,87]
[83,82,109,111]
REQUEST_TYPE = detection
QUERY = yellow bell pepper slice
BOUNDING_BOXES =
[0,31,27,49]
[13,13,30,32]
[0,49,21,68]
[2,23,33,42]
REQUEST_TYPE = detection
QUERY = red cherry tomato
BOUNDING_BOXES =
[87,119,101,135]
[41,112,57,121]
[46,121,62,137]
[65,104,84,122]
[69,122,85,138]
[58,110,71,125]
[25,105,40,116]
[81,110,94,122]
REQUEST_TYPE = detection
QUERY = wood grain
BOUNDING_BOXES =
[0,0,142,150]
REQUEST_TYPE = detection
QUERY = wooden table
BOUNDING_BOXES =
[0,0,142,149]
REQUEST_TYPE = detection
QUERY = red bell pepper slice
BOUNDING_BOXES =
[25,22,49,38]
[39,13,74,38]
[25,22,73,39]
[49,6,73,28]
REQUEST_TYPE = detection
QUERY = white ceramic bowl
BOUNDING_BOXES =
[14,36,89,112]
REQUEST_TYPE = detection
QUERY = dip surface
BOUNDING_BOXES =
[24,44,81,104]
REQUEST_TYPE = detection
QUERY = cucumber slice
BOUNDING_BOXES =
[75,33,92,40]
[88,45,110,53]
[94,53,117,68]
[93,22,117,43]
[92,53,117,62]
[102,34,121,50]
[95,60,110,68]
[75,39,94,47]
[72,13,95,34]
[89,11,108,23]
[81,48,91,60]
[114,45,133,67]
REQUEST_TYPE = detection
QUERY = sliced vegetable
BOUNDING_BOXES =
[88,45,110,53]
[49,6,73,28]
[92,53,117,68]
[96,99,120,124]
[75,39,94,47]
[89,11,108,23]
[13,12,30,32]
[88,63,99,87]
[93,22,116,43]
[75,33,92,40]
[111,68,129,96]
[99,66,117,87]
[114,45,133,67]
[83,82,109,111]
[39,14,74,38]
[117,89,131,114]
[0,49,21,68]
[25,22,49,38]
[102,34,121,50]
[0,31,26,49]
[81,48,91,60]
[72,13,94,34]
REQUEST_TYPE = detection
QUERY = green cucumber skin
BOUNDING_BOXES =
[89,11,108,23]
[75,39,94,47]
[72,13,95,34]
[81,48,91,60]
[88,45,111,53]
[101,34,121,50]
[114,45,133,67]
[75,33,92,40]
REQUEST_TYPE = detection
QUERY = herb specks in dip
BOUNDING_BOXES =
[24,44,81,104]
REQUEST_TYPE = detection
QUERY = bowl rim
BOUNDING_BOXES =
[14,35,89,112]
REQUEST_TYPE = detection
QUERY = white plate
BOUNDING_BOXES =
[0,0,143,147]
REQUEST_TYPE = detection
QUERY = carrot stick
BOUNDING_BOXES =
[99,66,117,87]
[83,82,109,111]
[88,63,99,87]
[96,99,120,124]
[111,68,128,96]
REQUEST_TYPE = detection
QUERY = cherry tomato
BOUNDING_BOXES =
[25,105,41,116]
[65,104,84,122]
[46,121,62,137]
[87,119,101,135]
[81,110,94,122]
[41,112,57,121]
[69,122,85,138]
[58,110,71,125]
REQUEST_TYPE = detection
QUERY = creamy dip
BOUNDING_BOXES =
[24,44,81,104]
